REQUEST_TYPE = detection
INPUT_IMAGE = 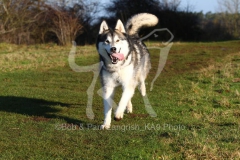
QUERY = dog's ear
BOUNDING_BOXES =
[115,20,126,33]
[99,20,109,34]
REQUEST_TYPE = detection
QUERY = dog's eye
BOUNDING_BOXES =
[116,40,120,42]
[105,40,110,44]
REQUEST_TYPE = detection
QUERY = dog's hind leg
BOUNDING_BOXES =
[126,100,133,113]
[139,72,147,96]
[139,81,146,96]
[139,54,150,97]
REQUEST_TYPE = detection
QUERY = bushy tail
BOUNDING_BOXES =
[126,13,158,36]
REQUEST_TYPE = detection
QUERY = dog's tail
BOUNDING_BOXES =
[126,13,158,36]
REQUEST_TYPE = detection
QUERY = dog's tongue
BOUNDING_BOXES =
[112,53,124,60]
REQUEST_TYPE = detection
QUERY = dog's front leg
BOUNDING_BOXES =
[114,87,135,121]
[101,87,115,129]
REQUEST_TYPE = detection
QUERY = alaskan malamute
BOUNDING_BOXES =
[96,13,158,129]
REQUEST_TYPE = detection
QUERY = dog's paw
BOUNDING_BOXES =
[126,107,132,114]
[141,91,146,97]
[114,112,123,121]
[100,124,111,130]
[139,83,146,96]
[126,105,132,114]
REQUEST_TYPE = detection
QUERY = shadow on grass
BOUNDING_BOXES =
[0,96,85,124]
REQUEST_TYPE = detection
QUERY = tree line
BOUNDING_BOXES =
[0,0,239,45]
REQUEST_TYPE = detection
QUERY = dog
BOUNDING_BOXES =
[96,13,158,129]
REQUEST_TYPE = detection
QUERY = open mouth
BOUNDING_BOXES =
[106,49,125,64]
[109,54,119,64]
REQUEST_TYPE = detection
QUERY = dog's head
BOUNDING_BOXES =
[97,20,130,65]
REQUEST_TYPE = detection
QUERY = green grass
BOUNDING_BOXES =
[0,41,239,159]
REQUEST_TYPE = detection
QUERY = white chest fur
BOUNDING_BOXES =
[102,63,136,88]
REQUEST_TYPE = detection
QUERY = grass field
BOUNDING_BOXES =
[0,41,239,159]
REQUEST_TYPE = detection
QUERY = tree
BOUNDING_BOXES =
[105,0,182,23]
[218,0,240,38]
[0,0,99,45]
[218,0,240,13]
[0,0,43,44]
[102,0,205,41]
[161,0,181,11]
[39,4,84,45]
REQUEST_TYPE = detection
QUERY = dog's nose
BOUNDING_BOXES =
[110,47,117,53]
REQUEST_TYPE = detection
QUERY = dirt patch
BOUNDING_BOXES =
[233,78,240,83]
[129,114,149,118]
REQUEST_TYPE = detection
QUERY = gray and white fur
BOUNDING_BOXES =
[96,13,158,129]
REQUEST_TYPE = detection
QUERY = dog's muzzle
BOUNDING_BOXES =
[106,48,124,64]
